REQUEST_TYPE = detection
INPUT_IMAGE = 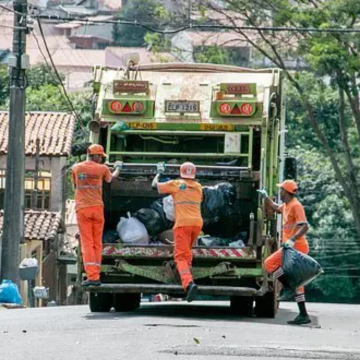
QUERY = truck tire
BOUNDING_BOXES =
[230,296,253,316]
[255,290,278,318]
[114,293,141,312]
[89,292,113,313]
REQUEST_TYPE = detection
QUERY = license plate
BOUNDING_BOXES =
[165,101,199,113]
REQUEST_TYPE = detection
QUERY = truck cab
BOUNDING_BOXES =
[85,62,286,317]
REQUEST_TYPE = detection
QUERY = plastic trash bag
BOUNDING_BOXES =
[158,229,174,244]
[150,199,174,231]
[117,212,149,245]
[282,246,324,289]
[201,182,236,226]
[134,208,164,237]
[0,280,22,304]
[102,230,120,243]
[19,258,38,268]
[163,195,175,222]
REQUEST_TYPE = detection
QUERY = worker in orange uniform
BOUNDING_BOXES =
[257,180,310,325]
[72,144,123,287]
[152,162,203,302]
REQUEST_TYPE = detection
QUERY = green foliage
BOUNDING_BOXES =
[194,45,230,64]
[0,63,91,200]
[287,146,359,302]
[285,73,347,151]
[0,65,10,105]
[144,33,170,52]
[0,64,65,109]
[113,0,171,47]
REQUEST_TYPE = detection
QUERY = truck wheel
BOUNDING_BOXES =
[114,293,141,312]
[255,290,278,318]
[89,292,113,313]
[230,296,253,316]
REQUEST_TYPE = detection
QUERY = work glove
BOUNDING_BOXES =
[114,161,124,171]
[156,162,166,174]
[283,238,295,248]
[256,188,268,199]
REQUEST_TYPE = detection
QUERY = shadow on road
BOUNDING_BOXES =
[84,302,319,327]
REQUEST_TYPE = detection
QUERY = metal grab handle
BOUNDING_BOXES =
[107,162,249,171]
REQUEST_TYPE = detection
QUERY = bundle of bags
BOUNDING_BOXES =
[115,182,239,245]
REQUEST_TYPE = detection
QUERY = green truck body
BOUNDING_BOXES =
[85,63,287,317]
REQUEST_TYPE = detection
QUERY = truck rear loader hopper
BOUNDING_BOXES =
[82,63,286,318]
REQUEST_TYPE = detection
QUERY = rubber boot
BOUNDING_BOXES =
[81,279,101,287]
[186,282,198,303]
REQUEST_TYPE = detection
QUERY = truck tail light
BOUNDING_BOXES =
[132,101,144,112]
[219,103,231,114]
[231,104,241,115]
[122,102,132,113]
[240,103,254,115]
[109,100,122,113]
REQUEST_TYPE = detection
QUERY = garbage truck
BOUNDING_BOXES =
[84,61,292,317]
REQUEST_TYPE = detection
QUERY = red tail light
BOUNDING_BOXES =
[109,101,122,113]
[219,103,231,114]
[231,104,241,115]
[122,102,132,113]
[240,103,254,115]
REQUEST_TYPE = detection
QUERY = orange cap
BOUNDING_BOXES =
[277,180,298,194]
[87,144,107,157]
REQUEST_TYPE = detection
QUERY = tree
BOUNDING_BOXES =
[289,146,360,302]
[113,0,173,47]
[0,64,91,199]
[194,45,230,64]
[190,0,360,240]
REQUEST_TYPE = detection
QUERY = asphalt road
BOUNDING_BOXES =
[1,301,360,360]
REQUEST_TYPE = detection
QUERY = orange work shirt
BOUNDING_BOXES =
[279,198,308,245]
[72,160,112,211]
[157,179,203,229]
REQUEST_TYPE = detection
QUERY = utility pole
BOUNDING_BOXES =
[0,0,29,282]
[31,139,40,209]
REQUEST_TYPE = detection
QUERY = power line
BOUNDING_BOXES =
[35,15,360,35]
[36,18,88,135]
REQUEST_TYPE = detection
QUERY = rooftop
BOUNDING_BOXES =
[0,210,62,241]
[0,112,76,156]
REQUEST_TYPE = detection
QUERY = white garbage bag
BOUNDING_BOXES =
[163,195,175,222]
[117,212,149,245]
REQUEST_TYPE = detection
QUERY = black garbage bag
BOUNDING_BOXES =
[201,182,237,226]
[282,246,324,289]
[102,230,120,243]
[134,208,163,237]
[134,207,173,237]
[150,199,174,231]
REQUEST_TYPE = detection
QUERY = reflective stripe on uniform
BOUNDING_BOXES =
[77,185,102,189]
[283,222,308,229]
[295,294,306,303]
[84,262,101,266]
[175,201,201,205]
[179,269,191,275]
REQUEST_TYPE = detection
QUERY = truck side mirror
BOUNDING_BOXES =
[284,157,297,180]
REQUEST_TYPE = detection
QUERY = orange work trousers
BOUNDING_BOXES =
[265,241,309,294]
[76,205,105,281]
[173,226,202,290]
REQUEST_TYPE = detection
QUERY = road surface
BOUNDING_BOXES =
[0,301,360,360]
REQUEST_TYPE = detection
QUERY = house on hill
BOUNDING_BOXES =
[0,111,76,306]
